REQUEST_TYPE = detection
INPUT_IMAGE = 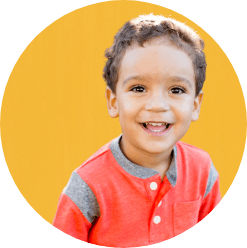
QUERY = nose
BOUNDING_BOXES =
[145,90,170,112]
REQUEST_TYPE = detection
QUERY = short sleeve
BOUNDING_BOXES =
[53,172,100,241]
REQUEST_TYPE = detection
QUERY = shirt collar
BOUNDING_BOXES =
[110,135,177,187]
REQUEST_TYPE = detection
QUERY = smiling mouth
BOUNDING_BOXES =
[141,122,171,132]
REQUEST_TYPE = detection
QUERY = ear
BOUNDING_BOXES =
[105,86,119,118]
[191,90,203,122]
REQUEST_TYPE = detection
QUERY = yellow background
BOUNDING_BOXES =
[1,1,246,225]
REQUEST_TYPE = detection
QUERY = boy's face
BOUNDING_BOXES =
[106,38,203,156]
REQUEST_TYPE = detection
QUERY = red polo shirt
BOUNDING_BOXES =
[53,136,221,247]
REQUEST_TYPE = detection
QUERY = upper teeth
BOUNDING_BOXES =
[147,123,166,126]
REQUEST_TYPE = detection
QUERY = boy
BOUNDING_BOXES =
[53,14,221,247]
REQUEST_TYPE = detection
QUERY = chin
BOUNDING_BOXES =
[140,144,171,155]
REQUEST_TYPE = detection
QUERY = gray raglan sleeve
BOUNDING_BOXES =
[63,171,100,223]
[204,161,219,198]
[198,160,221,221]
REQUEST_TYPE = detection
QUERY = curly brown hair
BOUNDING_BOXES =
[103,14,206,96]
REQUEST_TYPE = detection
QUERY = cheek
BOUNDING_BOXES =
[174,101,194,121]
[123,102,133,111]
[118,97,141,114]
[117,100,134,123]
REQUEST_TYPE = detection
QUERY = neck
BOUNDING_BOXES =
[119,135,173,178]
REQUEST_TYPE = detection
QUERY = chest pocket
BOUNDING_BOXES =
[173,197,201,236]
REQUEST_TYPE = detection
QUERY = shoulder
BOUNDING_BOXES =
[176,141,219,197]
[176,141,211,164]
[71,137,122,186]
[61,140,114,222]
[75,139,114,177]
[175,141,212,181]
[61,138,120,223]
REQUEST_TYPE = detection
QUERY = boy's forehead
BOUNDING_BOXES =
[120,39,194,74]
[117,37,196,92]
[121,36,195,71]
[118,36,194,74]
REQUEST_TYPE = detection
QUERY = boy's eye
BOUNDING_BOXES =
[130,86,146,92]
[169,87,186,94]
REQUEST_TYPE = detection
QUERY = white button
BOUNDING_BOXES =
[150,182,157,190]
[158,201,162,207]
[153,216,161,224]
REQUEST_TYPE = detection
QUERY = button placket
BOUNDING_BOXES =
[153,201,162,225]
[149,181,162,227]
[150,180,172,242]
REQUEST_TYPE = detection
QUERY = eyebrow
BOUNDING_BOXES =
[122,75,193,88]
[168,76,193,88]
[122,75,144,85]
